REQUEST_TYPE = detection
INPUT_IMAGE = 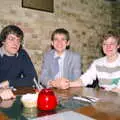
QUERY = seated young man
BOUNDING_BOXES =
[0,25,37,88]
[39,28,81,89]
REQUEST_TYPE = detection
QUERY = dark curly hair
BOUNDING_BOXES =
[0,25,24,47]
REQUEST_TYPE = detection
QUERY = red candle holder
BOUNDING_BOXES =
[37,88,57,111]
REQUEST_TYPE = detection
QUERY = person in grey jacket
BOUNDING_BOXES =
[39,28,81,89]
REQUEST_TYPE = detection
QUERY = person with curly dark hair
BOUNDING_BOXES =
[0,25,37,88]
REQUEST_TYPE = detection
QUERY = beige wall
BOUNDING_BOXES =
[0,0,114,75]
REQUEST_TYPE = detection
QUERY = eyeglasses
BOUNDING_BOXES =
[6,35,21,43]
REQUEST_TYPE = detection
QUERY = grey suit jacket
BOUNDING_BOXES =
[39,50,81,87]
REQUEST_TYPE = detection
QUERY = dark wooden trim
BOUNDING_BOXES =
[22,0,54,13]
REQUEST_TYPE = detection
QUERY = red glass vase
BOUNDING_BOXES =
[37,88,57,111]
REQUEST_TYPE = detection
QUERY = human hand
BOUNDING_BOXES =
[69,79,83,88]
[59,78,70,89]
[0,89,16,100]
[0,98,15,108]
[52,78,70,89]
[111,88,120,93]
[0,80,9,88]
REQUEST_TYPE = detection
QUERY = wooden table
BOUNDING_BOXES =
[0,87,120,120]
[53,87,120,120]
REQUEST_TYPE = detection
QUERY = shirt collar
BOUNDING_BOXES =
[0,46,18,57]
[54,50,66,59]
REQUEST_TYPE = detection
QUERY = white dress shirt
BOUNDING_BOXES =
[54,51,66,79]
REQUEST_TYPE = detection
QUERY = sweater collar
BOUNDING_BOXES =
[0,47,18,57]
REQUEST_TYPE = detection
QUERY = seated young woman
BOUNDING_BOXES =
[69,31,120,93]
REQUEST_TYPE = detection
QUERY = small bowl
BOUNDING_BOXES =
[21,93,38,108]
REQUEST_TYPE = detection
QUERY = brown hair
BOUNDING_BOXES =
[102,31,120,45]
[0,25,24,47]
[51,28,70,49]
